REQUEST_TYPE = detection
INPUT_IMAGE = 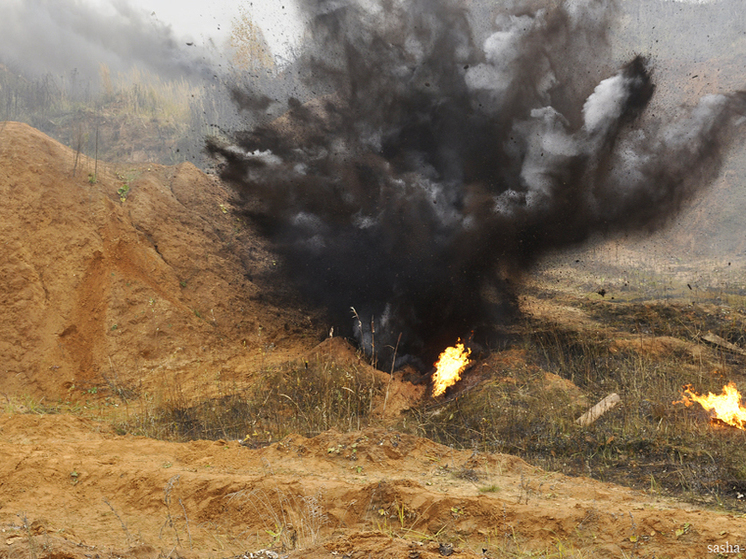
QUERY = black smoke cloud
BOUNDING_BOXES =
[0,0,213,83]
[208,0,746,368]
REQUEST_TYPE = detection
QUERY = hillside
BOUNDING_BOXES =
[0,121,318,401]
[2,123,746,559]
[2,414,744,559]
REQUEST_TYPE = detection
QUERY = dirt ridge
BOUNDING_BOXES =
[2,122,746,559]
[2,414,742,559]
[0,121,317,400]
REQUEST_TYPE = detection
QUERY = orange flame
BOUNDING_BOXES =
[676,382,746,430]
[432,340,472,397]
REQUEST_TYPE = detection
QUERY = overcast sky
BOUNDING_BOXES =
[88,0,302,58]
[0,0,301,83]
[81,0,297,39]
[0,0,731,87]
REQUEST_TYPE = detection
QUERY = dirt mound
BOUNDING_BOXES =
[0,122,320,401]
[1,414,742,559]
[4,122,746,559]
[307,337,427,419]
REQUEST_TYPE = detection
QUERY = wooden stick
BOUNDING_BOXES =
[701,332,746,356]
[576,393,621,427]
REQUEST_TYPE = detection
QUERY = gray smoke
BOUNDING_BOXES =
[208,0,746,368]
[0,0,214,84]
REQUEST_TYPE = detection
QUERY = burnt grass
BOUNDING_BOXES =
[113,281,746,513]
[407,292,746,513]
[580,298,746,348]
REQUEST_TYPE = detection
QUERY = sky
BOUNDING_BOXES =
[93,0,302,60]
[0,0,733,91]
[91,0,720,40]
[106,0,297,51]
[0,0,301,83]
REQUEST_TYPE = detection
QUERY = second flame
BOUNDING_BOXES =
[677,382,746,430]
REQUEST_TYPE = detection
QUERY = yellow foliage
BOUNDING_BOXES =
[230,9,275,71]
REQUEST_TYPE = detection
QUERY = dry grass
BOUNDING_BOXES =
[8,278,746,516]
[103,267,746,513]
[108,288,746,513]
[6,249,744,520]
[405,294,746,512]
[114,357,384,444]
[0,63,226,166]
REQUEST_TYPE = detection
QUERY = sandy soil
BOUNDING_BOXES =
[2,413,744,559]
[1,122,745,559]
[0,121,320,402]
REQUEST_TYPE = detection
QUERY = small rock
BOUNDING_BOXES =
[438,543,454,556]
[240,551,279,559]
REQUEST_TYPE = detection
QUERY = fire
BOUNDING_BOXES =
[676,382,746,430]
[431,340,472,397]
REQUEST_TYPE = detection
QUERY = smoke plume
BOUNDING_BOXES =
[0,0,213,83]
[208,0,746,368]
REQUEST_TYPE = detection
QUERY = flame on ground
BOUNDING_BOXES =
[431,340,472,397]
[676,382,746,430]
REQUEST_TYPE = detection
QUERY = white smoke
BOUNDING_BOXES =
[0,0,214,83]
[583,74,630,134]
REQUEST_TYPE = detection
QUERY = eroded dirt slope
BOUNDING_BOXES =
[0,122,319,401]
[3,123,746,559]
[2,414,743,559]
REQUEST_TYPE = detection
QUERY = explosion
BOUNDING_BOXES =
[208,0,746,370]
[431,341,472,397]
[677,383,746,430]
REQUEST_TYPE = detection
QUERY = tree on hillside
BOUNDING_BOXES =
[230,8,274,72]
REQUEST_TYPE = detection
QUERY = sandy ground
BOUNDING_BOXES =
[2,413,744,559]
[1,122,745,558]
[0,121,320,402]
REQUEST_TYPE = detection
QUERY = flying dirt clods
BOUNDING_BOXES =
[208,0,746,368]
